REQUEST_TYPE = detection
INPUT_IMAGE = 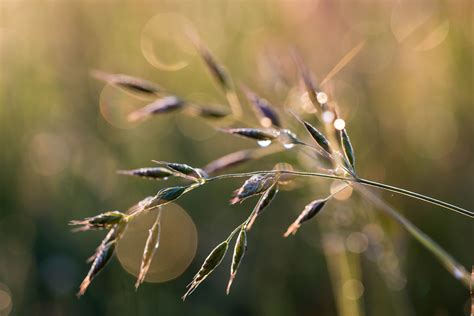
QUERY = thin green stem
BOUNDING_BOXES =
[355,184,470,288]
[357,178,473,219]
[207,170,474,218]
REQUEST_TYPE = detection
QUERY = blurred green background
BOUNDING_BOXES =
[0,0,473,315]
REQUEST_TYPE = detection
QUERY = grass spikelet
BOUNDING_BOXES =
[292,52,317,105]
[226,227,247,294]
[117,167,175,180]
[135,209,162,289]
[70,211,125,232]
[241,85,281,127]
[230,173,277,204]
[203,149,255,175]
[220,128,280,141]
[127,96,184,122]
[339,128,356,171]
[182,241,229,300]
[90,70,162,95]
[302,120,332,154]
[149,186,188,209]
[187,105,230,119]
[284,198,328,237]
[246,184,279,230]
[78,220,127,297]
[152,161,208,180]
[190,37,230,92]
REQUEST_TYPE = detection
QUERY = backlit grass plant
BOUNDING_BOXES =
[71,33,473,301]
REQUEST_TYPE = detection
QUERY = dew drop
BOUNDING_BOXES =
[334,118,346,130]
[317,92,328,104]
[283,143,295,149]
[257,140,272,147]
[322,111,335,123]
[163,177,169,181]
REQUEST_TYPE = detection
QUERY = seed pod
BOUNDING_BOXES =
[203,149,254,175]
[230,173,277,205]
[152,161,207,180]
[339,128,356,171]
[190,106,230,119]
[194,43,231,91]
[226,227,247,294]
[182,241,229,300]
[144,186,187,211]
[77,221,127,297]
[242,86,281,127]
[91,70,162,95]
[302,121,331,154]
[220,128,280,141]
[246,184,279,230]
[70,211,125,232]
[135,210,162,289]
[117,167,175,180]
[127,96,184,122]
[292,52,319,106]
[284,198,328,237]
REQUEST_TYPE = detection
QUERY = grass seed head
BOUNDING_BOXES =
[242,85,281,128]
[91,70,162,95]
[135,210,162,289]
[70,211,125,232]
[302,120,332,154]
[220,128,280,141]
[246,184,279,230]
[78,220,127,297]
[117,167,175,180]
[127,96,184,122]
[284,198,328,237]
[339,128,356,171]
[230,173,278,204]
[226,227,247,294]
[183,240,229,300]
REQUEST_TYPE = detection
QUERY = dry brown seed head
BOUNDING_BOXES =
[135,210,162,289]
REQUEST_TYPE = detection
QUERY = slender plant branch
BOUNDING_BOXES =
[206,170,474,219]
[355,184,471,288]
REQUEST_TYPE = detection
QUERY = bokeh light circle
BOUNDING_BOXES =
[116,203,198,283]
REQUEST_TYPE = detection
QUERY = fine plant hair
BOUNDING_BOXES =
[71,32,473,301]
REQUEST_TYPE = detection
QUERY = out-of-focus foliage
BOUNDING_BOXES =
[0,1,473,315]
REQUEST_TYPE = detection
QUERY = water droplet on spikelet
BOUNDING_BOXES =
[257,140,272,147]
[317,92,328,104]
[334,118,346,130]
[322,111,335,123]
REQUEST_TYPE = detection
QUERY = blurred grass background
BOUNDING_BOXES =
[0,0,473,315]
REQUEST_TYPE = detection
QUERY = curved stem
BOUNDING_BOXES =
[355,184,470,288]
[206,170,474,218]
[357,178,474,219]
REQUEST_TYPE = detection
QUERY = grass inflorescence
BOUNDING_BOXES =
[72,31,473,301]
